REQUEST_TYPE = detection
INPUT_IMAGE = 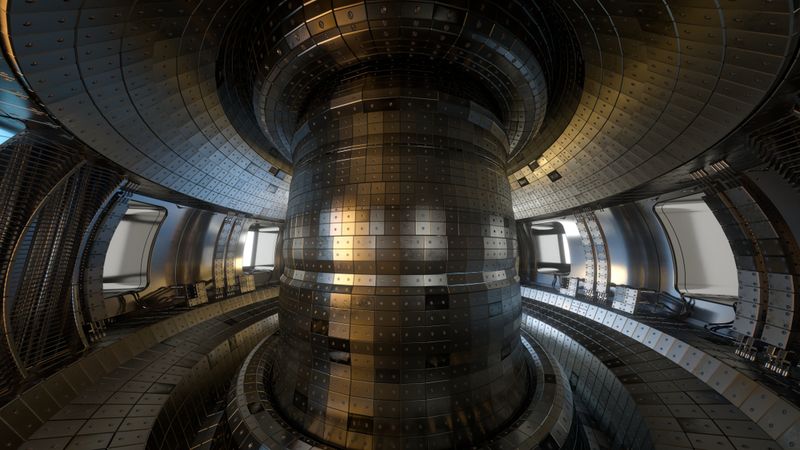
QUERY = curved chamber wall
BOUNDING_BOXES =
[92,193,282,321]
[102,200,167,293]
[595,203,680,294]
[519,196,740,324]
[526,207,673,294]
[3,0,800,449]
[527,219,587,284]
[654,195,739,297]
[97,195,224,318]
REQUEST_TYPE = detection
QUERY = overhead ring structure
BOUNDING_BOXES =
[7,0,794,222]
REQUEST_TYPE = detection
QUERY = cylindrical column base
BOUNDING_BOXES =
[274,80,529,449]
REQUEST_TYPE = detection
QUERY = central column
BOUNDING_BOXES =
[274,76,528,449]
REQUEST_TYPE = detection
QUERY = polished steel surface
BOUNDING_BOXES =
[595,204,670,291]
[228,325,574,450]
[126,196,223,302]
[0,133,124,393]
[79,182,135,324]
[5,0,291,219]
[521,286,796,449]
[0,133,85,398]
[246,2,567,445]
[0,288,280,450]
[275,75,529,447]
[509,1,799,219]
[1,1,797,222]
[701,182,800,352]
[575,211,610,301]
[2,1,800,449]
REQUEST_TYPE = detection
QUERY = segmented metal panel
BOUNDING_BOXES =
[79,184,135,325]
[522,286,795,449]
[275,78,529,448]
[229,328,577,450]
[5,162,122,379]
[575,217,597,299]
[213,1,580,446]
[6,0,291,219]
[510,1,798,218]
[705,186,800,351]
[6,0,797,222]
[611,286,640,315]
[212,216,250,297]
[0,134,84,400]
[3,288,279,450]
[212,217,235,295]
[224,219,246,293]
[753,115,800,191]
[576,211,610,301]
